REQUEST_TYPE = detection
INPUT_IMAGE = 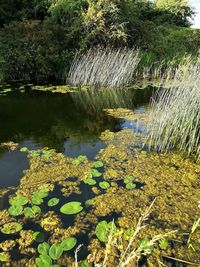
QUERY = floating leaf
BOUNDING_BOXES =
[84,178,96,185]
[38,242,50,255]
[60,202,83,215]
[32,196,43,205]
[1,222,22,234]
[95,221,116,242]
[99,181,110,190]
[48,198,60,207]
[126,183,136,190]
[36,254,52,267]
[141,150,147,155]
[61,237,77,251]
[32,191,48,205]
[9,195,28,206]
[8,205,23,216]
[72,155,87,165]
[139,237,154,255]
[20,147,28,152]
[0,252,9,262]
[93,161,104,168]
[159,238,169,250]
[49,244,63,260]
[42,151,52,159]
[123,228,135,241]
[85,199,93,207]
[24,206,41,218]
[124,175,135,181]
[33,232,45,243]
[90,169,102,177]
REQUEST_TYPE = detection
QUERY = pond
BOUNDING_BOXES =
[0,85,199,267]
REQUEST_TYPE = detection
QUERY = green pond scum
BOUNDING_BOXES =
[0,109,199,267]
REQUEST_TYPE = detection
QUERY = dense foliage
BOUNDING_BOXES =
[0,0,199,83]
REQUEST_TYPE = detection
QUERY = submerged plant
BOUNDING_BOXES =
[147,62,200,161]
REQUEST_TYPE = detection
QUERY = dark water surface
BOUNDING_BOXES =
[0,86,153,189]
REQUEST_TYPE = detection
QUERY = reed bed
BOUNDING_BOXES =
[146,61,200,161]
[67,47,140,88]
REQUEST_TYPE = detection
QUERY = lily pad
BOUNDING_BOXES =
[84,178,96,185]
[20,147,28,152]
[124,175,135,181]
[1,222,22,234]
[48,198,60,207]
[24,206,41,218]
[8,205,23,216]
[90,169,102,177]
[61,237,77,251]
[60,202,83,215]
[85,199,93,207]
[9,195,28,206]
[49,244,63,260]
[36,254,52,267]
[95,221,116,242]
[38,242,50,255]
[93,161,104,168]
[126,183,136,189]
[99,181,110,190]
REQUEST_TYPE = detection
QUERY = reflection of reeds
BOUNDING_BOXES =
[67,48,140,88]
[71,87,133,114]
[146,61,200,161]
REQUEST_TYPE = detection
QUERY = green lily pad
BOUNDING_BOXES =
[90,169,102,177]
[8,205,23,216]
[48,198,60,207]
[93,161,104,168]
[20,147,28,152]
[32,191,49,205]
[126,183,136,189]
[95,221,116,242]
[24,206,41,218]
[38,242,50,255]
[61,237,77,251]
[85,199,93,207]
[84,178,96,185]
[99,181,110,189]
[139,237,154,255]
[36,254,52,267]
[42,151,52,159]
[0,252,9,262]
[1,222,22,234]
[60,202,83,215]
[9,195,28,206]
[49,244,63,260]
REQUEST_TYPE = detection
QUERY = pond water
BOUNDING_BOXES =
[0,86,153,189]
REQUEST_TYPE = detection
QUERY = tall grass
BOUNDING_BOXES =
[67,47,140,88]
[146,60,200,161]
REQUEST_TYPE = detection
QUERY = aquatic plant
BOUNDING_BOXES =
[99,182,110,190]
[60,202,83,215]
[32,191,49,205]
[0,252,9,262]
[8,205,23,216]
[48,198,60,207]
[24,206,41,218]
[125,183,136,190]
[147,61,200,161]
[1,222,22,234]
[90,169,102,177]
[95,221,117,243]
[61,237,77,251]
[93,161,104,168]
[84,178,97,186]
[9,195,28,206]
[67,47,140,88]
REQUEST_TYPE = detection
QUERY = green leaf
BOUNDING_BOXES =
[48,198,60,207]
[81,260,92,267]
[95,221,116,243]
[99,181,110,190]
[20,147,28,152]
[24,206,41,218]
[159,238,169,250]
[38,242,50,255]
[8,205,23,216]
[9,195,28,206]
[139,237,154,255]
[141,150,147,155]
[90,169,102,177]
[85,199,93,207]
[0,252,9,262]
[32,196,43,205]
[61,237,77,251]
[93,161,104,168]
[1,222,22,234]
[84,178,96,185]
[32,191,48,205]
[49,244,63,260]
[60,202,83,215]
[36,254,52,267]
[42,151,52,159]
[126,183,136,189]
